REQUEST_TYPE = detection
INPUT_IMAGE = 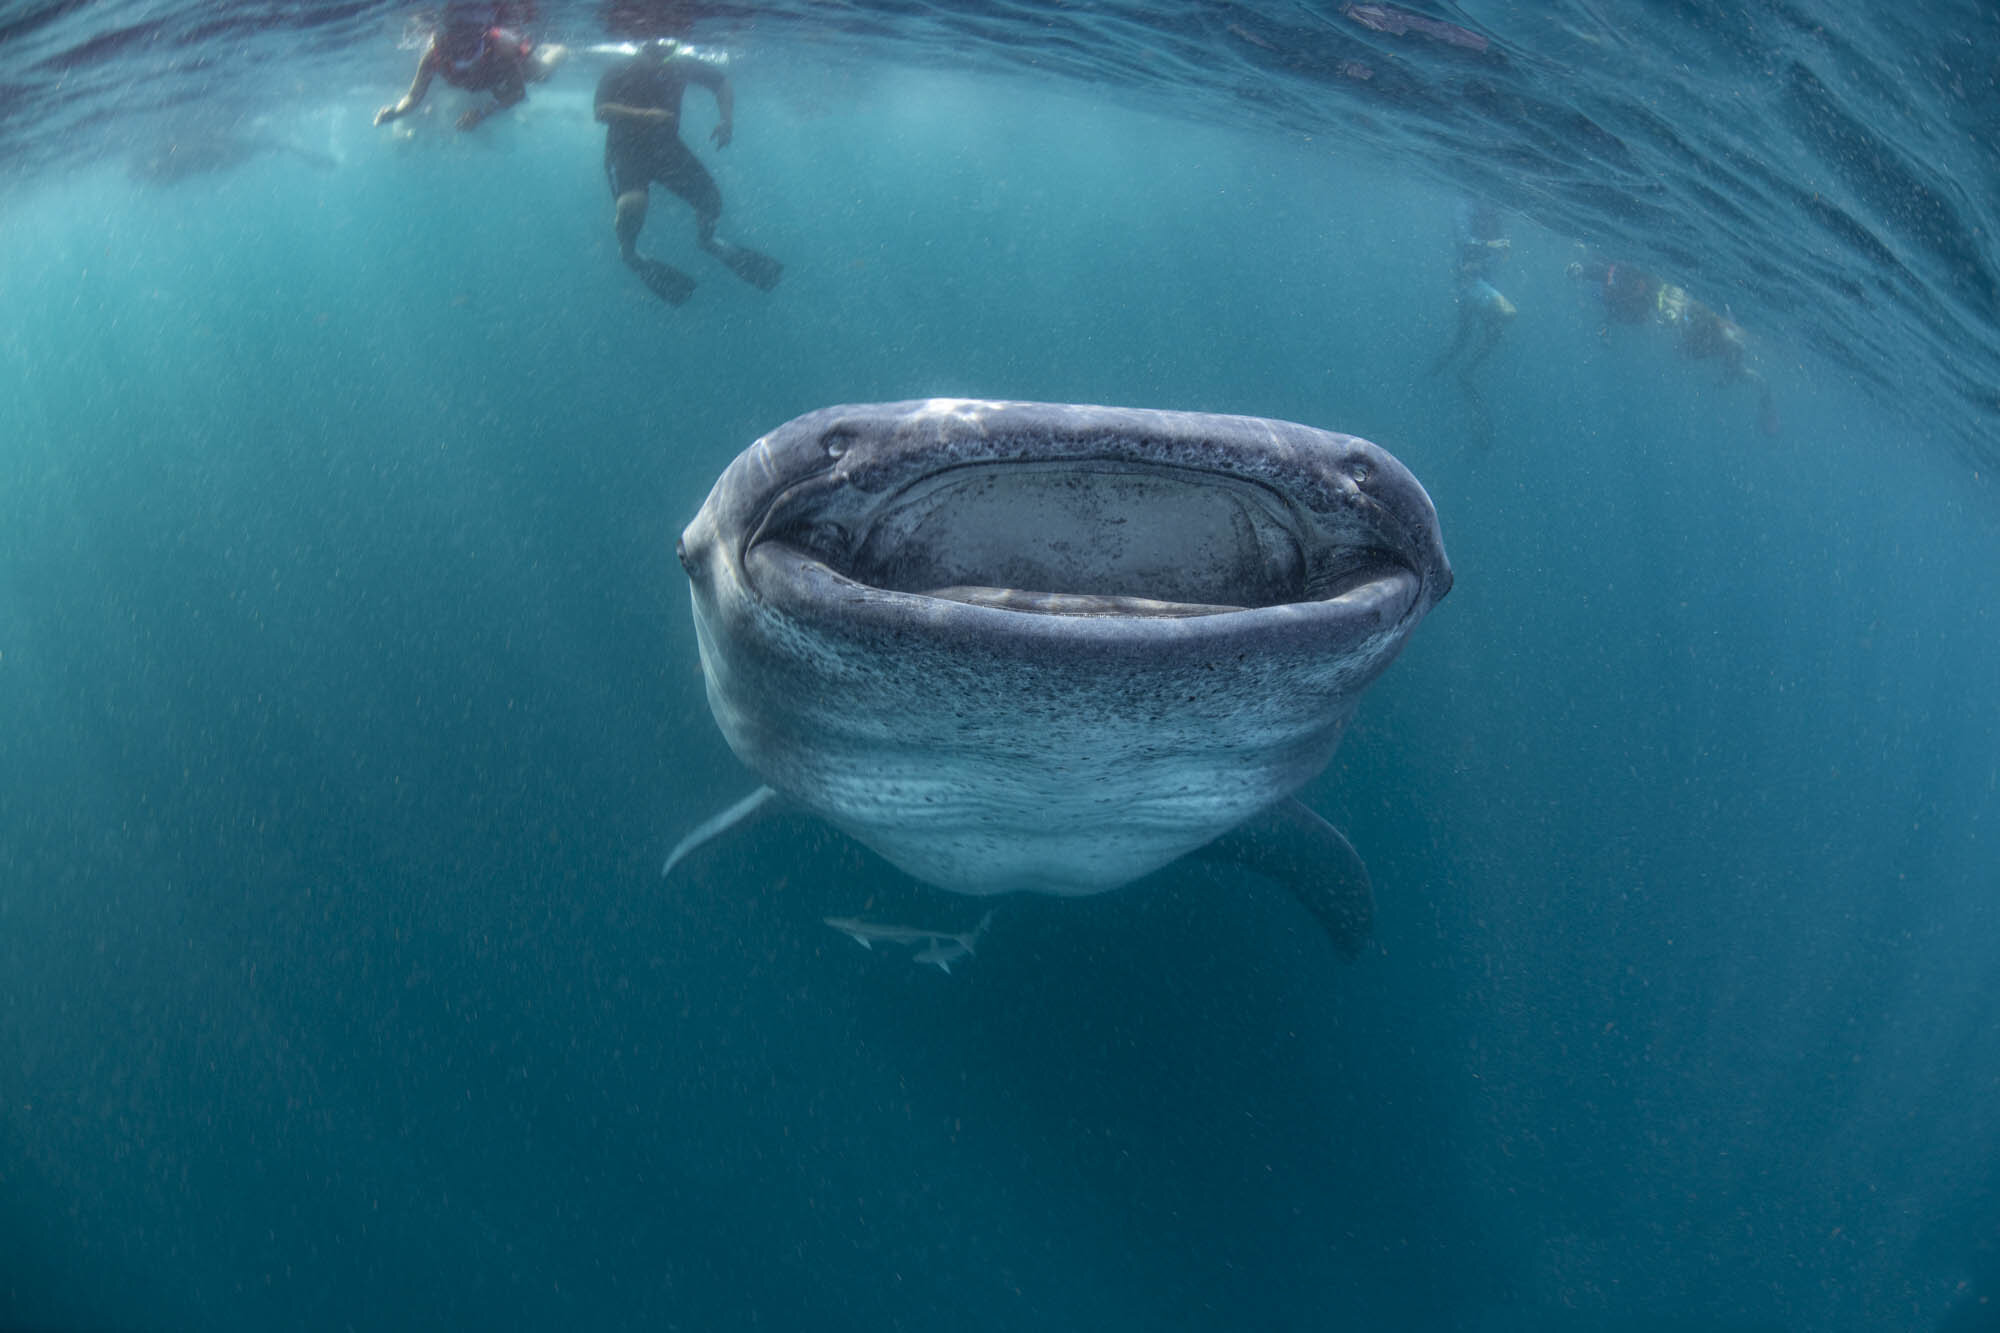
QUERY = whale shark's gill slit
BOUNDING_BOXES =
[830,464,1310,610]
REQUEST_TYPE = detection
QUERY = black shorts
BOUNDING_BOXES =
[605,137,722,222]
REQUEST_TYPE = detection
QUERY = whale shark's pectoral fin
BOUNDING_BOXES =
[662,785,780,877]
[1194,798,1374,959]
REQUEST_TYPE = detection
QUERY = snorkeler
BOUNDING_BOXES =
[374,2,567,132]
[1568,254,1781,437]
[1567,254,1660,336]
[1666,290,1782,437]
[1428,199,1517,442]
[595,37,784,306]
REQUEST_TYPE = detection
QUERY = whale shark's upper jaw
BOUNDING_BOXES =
[728,400,1448,624]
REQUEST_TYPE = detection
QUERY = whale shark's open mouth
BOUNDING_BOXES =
[759,461,1417,620]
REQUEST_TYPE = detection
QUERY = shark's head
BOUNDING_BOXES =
[677,400,1452,897]
[680,398,1451,666]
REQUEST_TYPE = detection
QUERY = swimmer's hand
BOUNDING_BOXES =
[374,103,403,126]
[711,120,732,148]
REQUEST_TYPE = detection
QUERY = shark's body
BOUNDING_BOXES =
[672,400,1452,955]
[823,917,952,949]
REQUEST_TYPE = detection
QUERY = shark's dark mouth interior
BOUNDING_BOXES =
[777,463,1407,617]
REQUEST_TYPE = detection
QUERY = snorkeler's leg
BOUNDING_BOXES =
[1428,308,1472,377]
[671,146,784,292]
[1465,315,1506,372]
[614,188,648,259]
[1457,377,1496,449]
[1755,382,1781,437]
[610,158,696,306]
[1462,284,1516,372]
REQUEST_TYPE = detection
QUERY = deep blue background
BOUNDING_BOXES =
[3,58,1997,1332]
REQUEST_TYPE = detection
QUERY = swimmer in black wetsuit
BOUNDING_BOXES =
[374,3,567,132]
[595,38,784,306]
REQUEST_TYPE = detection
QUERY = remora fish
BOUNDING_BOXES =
[822,917,949,950]
[909,912,993,974]
[824,911,995,974]
[670,400,1452,957]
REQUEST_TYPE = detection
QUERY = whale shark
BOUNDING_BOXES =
[126,113,338,185]
[668,399,1452,957]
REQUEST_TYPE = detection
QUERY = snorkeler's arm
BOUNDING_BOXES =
[375,46,438,124]
[708,76,734,147]
[676,60,733,146]
[459,57,526,129]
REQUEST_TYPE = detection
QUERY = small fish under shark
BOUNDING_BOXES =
[663,400,1452,961]
[823,911,994,973]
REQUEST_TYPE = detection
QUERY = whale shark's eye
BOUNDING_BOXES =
[1348,459,1373,485]
[676,536,693,572]
[822,428,856,459]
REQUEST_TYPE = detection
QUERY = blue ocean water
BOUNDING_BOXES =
[2,3,1997,1331]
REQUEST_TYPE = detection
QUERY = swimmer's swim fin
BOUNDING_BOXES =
[634,257,696,306]
[705,239,783,292]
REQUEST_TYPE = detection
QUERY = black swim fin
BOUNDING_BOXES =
[1192,797,1374,959]
[634,257,696,306]
[706,239,784,292]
